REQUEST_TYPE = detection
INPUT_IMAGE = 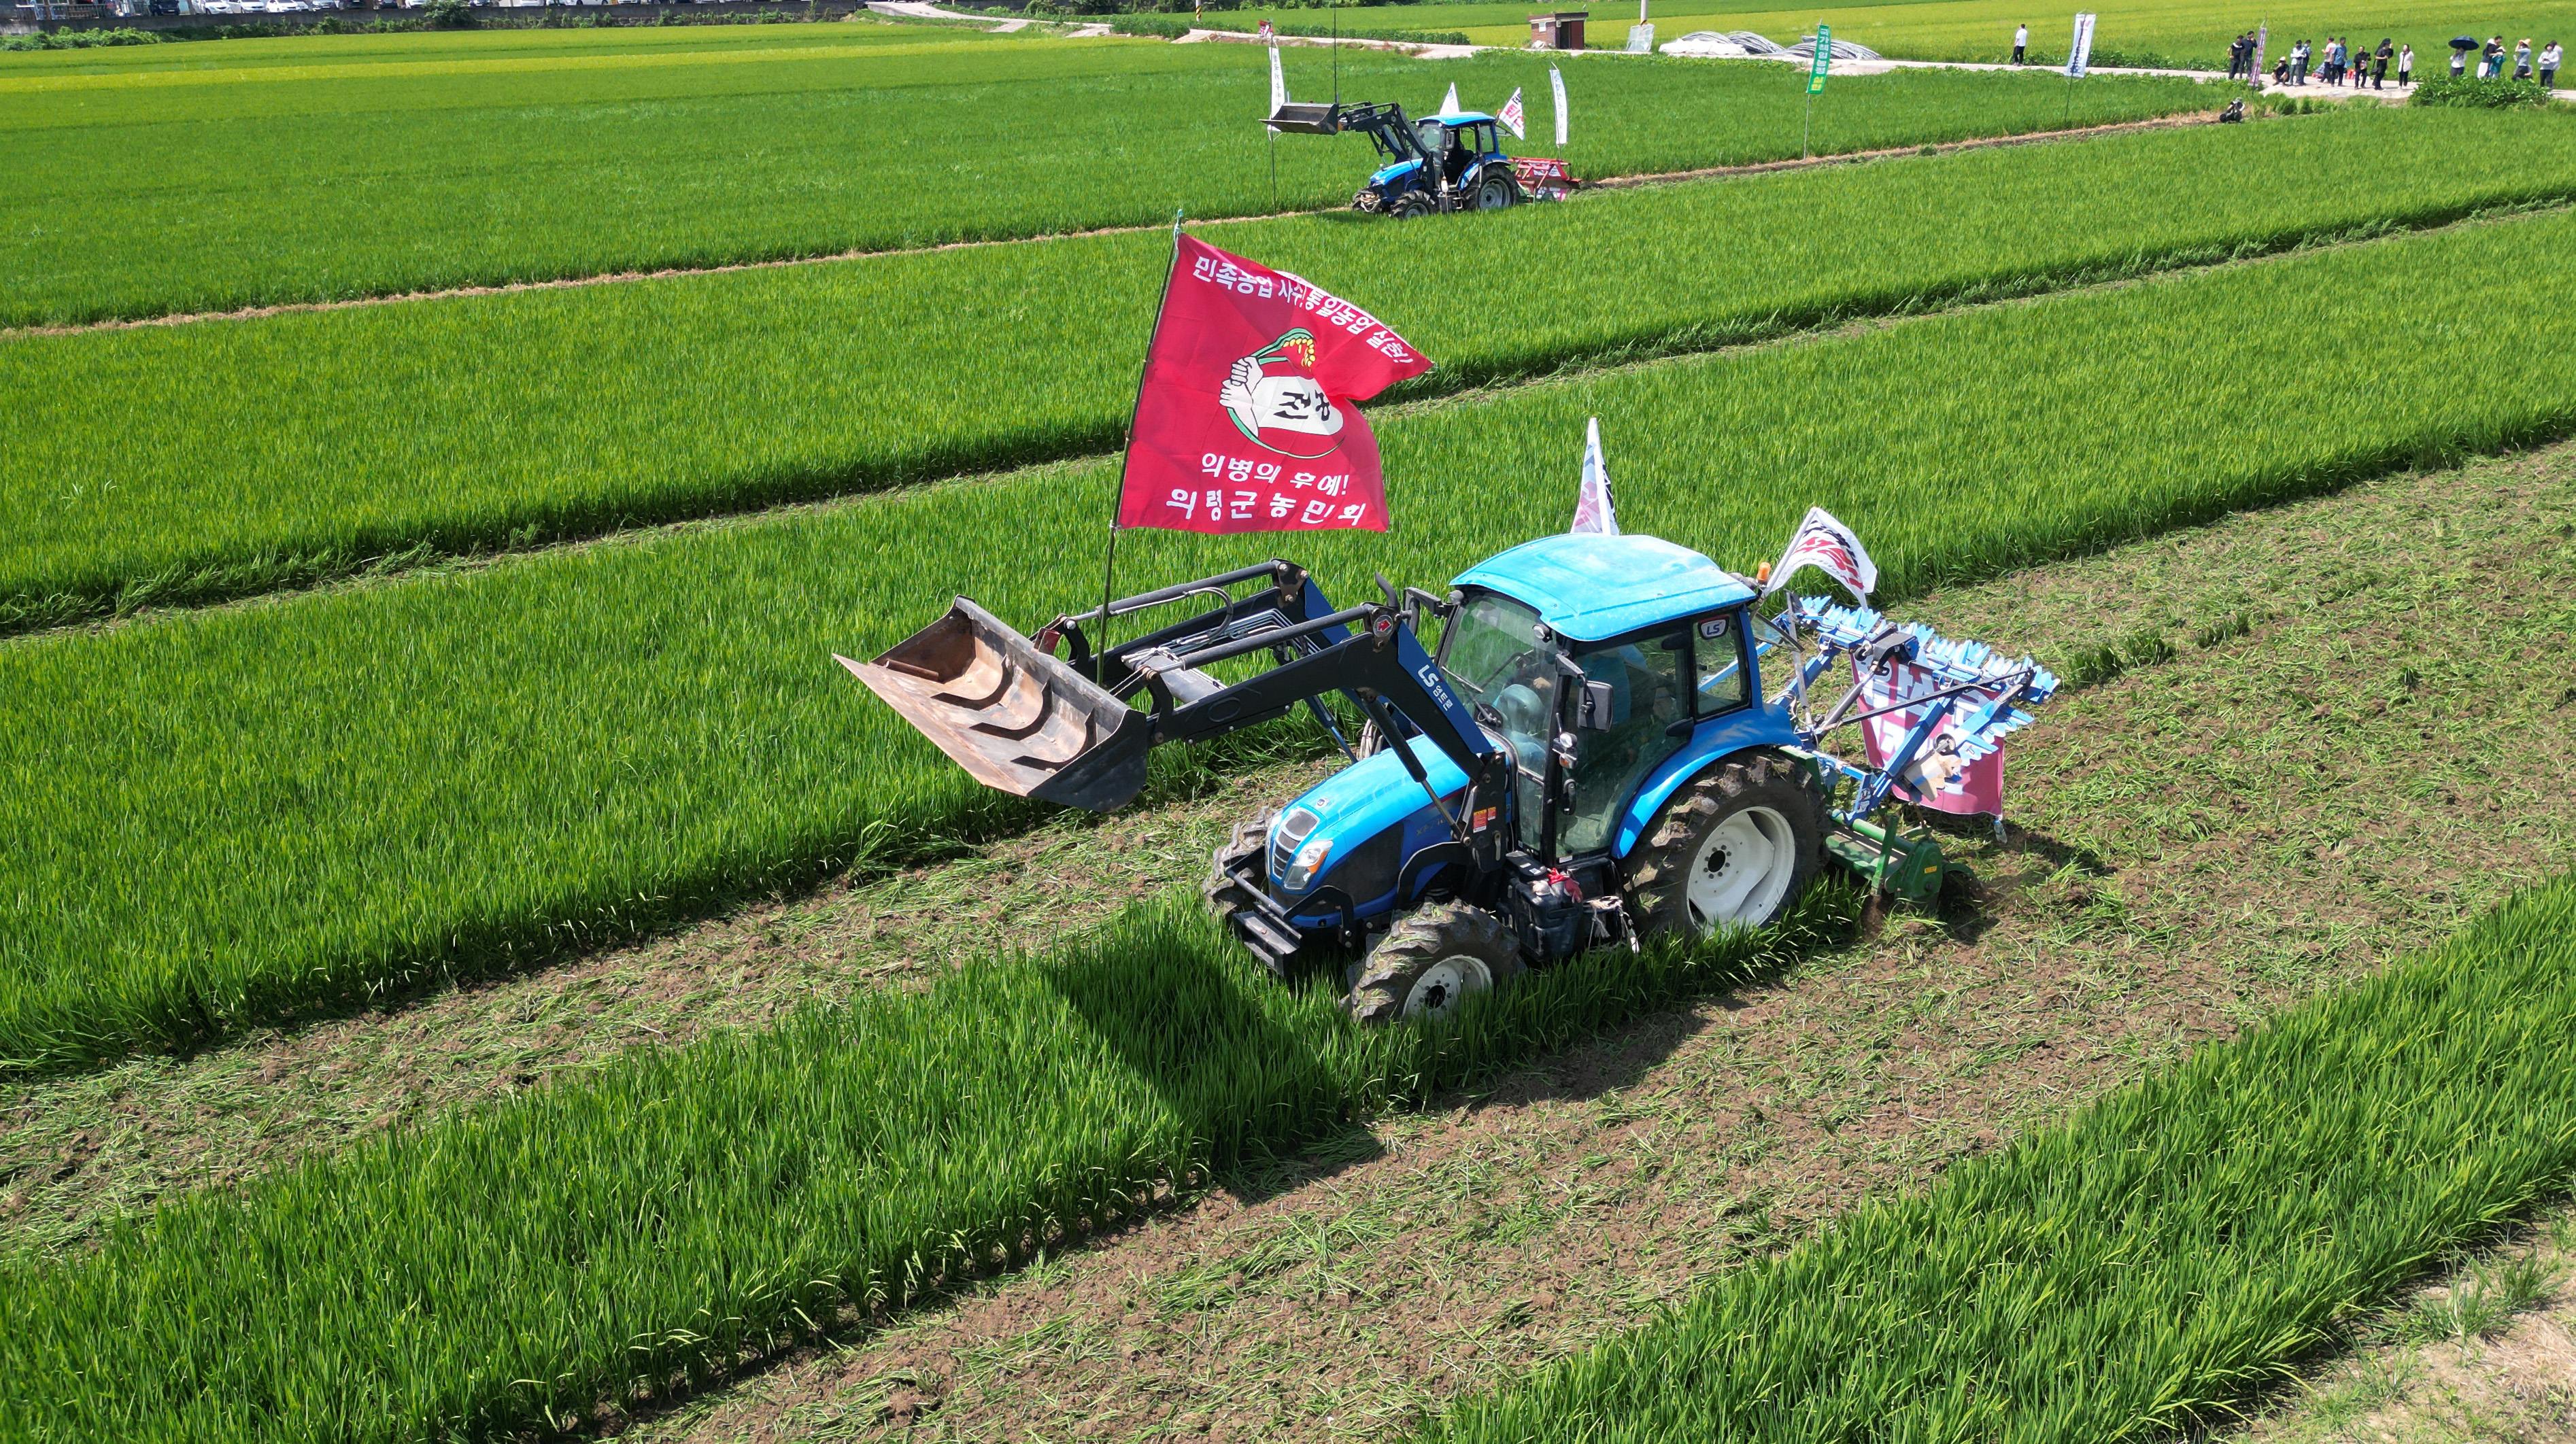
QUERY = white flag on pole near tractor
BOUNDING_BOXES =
[1571,417,1620,534]
[1268,45,1287,120]
[1550,65,1570,145]
[1764,506,1876,600]
[1498,86,1527,138]
[1438,82,1463,114]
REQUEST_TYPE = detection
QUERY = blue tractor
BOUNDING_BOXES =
[843,530,2054,1022]
[1266,100,1536,217]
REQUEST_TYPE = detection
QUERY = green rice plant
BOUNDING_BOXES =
[1419,874,2576,1443]
[1108,14,1474,43]
[6,204,2576,1071]
[10,105,2574,630]
[0,32,2214,326]
[2412,73,2560,107]
[0,887,1846,1444]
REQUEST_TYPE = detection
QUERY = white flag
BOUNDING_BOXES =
[1438,82,1463,115]
[1571,417,1620,535]
[1497,86,1526,138]
[1550,66,1569,147]
[2065,11,2097,75]
[1764,506,1877,601]
[1268,45,1287,118]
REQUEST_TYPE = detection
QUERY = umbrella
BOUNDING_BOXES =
[2451,35,2479,49]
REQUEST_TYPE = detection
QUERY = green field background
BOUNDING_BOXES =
[11,106,2571,628]
[1224,0,2576,68]
[5,205,2573,1070]
[0,30,2211,325]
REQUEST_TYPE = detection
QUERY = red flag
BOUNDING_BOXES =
[1119,235,1432,534]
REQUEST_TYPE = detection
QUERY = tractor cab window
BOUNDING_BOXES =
[1415,119,1448,159]
[1438,591,1555,837]
[1563,633,1691,855]
[1694,612,1750,714]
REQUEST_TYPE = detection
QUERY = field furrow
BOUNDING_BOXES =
[5,203,2575,1072]
[7,105,2574,631]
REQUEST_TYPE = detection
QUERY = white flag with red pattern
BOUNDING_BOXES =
[1763,506,1876,602]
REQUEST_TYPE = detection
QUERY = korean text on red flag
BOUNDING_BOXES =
[1119,235,1433,534]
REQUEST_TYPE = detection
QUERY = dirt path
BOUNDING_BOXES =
[607,446,2576,1443]
[0,112,2220,343]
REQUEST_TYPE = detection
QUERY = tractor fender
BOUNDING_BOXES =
[1608,703,1811,859]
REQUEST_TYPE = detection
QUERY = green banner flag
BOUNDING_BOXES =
[1808,22,1832,93]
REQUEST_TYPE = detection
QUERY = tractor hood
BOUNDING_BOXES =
[1285,734,1467,858]
[1368,157,1423,188]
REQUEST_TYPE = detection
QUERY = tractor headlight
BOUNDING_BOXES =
[1281,838,1334,893]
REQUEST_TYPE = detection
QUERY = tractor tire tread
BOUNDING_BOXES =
[1346,901,1525,1025]
[1623,751,1827,936]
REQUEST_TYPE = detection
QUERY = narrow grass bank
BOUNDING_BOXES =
[0,895,1848,1444]
[1422,874,2576,1444]
[9,106,2575,631]
[8,204,2576,1074]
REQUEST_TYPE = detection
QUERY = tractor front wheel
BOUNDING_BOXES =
[1623,752,1825,937]
[1472,170,1520,210]
[1388,190,1437,220]
[1346,901,1525,1023]
[1202,809,1274,921]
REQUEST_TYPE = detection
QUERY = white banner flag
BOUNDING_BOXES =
[2065,11,2097,75]
[1764,506,1877,601]
[1572,417,1620,534]
[1438,82,1462,115]
[1498,86,1527,138]
[1550,65,1569,146]
[1268,45,1287,118]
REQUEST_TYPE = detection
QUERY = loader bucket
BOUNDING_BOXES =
[837,598,1154,812]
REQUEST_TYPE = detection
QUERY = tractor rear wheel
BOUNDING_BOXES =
[1388,191,1437,220]
[1202,809,1274,921]
[1472,171,1520,209]
[1623,751,1825,937]
[1346,901,1526,1023]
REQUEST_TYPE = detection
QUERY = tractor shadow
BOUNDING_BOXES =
[1043,931,1373,1205]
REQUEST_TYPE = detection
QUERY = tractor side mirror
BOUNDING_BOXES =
[1577,680,1615,730]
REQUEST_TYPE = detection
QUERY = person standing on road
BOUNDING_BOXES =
[2227,31,2248,78]
[2513,37,2533,78]
[2292,38,2311,82]
[2481,36,2502,77]
[2452,43,2469,76]
[2373,37,2392,86]
[2542,40,2561,86]
[2012,22,2028,62]
[2399,42,2414,84]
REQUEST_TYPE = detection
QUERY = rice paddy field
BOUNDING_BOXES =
[12,104,2572,632]
[0,29,2216,326]
[7,14,2576,1441]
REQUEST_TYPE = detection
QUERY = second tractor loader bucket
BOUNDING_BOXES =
[836,598,1153,812]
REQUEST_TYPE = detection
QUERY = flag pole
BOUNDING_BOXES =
[1101,208,1187,672]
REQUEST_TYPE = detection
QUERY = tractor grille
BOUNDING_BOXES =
[1270,808,1320,887]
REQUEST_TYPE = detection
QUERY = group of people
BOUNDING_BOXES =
[2457,35,2560,83]
[2234,33,2411,86]
[2224,29,2561,89]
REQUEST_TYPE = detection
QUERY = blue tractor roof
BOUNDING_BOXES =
[1436,111,1497,124]
[1453,533,1757,642]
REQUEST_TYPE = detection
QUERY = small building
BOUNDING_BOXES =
[1528,10,1587,48]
